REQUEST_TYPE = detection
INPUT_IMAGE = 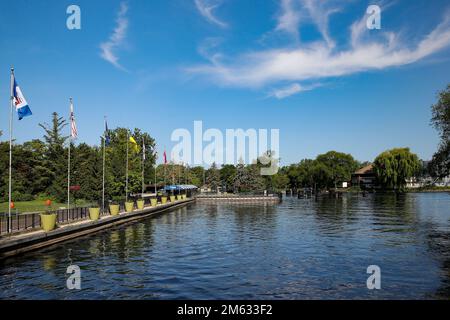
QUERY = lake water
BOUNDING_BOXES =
[0,193,449,299]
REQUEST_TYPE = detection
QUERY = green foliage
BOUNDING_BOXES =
[271,172,289,191]
[38,112,68,202]
[0,113,157,207]
[232,162,265,192]
[279,151,358,191]
[373,148,421,191]
[206,162,220,191]
[315,151,359,189]
[429,84,450,179]
[189,166,205,186]
[431,84,450,141]
[220,164,236,192]
[428,140,450,179]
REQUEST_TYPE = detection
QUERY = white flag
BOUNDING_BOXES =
[70,100,78,139]
[142,140,146,160]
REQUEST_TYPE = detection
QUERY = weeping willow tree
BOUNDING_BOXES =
[373,148,421,192]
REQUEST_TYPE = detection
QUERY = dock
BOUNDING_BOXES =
[0,198,194,260]
[196,194,281,202]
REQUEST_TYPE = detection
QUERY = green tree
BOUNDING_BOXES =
[310,161,332,191]
[220,164,236,192]
[39,112,68,202]
[428,140,450,180]
[105,127,156,200]
[429,84,450,179]
[190,166,205,187]
[22,139,52,196]
[316,151,358,190]
[206,162,220,191]
[373,148,421,192]
[272,172,289,191]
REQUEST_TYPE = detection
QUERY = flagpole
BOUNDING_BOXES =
[67,97,72,221]
[126,130,129,202]
[8,67,14,233]
[163,146,166,192]
[102,116,106,213]
[141,138,145,197]
[154,151,157,195]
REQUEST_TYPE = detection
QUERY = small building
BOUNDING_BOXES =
[352,164,377,189]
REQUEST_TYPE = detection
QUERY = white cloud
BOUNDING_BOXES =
[100,2,129,71]
[275,0,342,47]
[269,82,320,99]
[187,11,450,92]
[195,0,227,28]
[276,0,302,40]
[301,0,340,48]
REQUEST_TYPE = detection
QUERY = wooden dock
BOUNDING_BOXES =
[196,194,281,202]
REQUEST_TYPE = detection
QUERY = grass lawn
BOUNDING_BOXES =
[0,200,93,214]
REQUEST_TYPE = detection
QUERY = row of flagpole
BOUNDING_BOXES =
[6,68,175,232]
[67,104,166,215]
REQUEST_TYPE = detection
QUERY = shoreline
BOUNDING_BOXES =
[0,198,194,260]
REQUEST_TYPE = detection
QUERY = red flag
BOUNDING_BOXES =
[163,150,167,164]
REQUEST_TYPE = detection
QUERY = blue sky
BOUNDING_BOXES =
[0,0,449,166]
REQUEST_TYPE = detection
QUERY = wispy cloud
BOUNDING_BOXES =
[100,2,129,71]
[269,82,321,99]
[187,2,450,98]
[195,0,227,28]
[276,0,302,40]
[275,0,342,47]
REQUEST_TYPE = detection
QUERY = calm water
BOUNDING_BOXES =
[0,193,449,299]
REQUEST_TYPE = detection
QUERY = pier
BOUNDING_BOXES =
[0,198,194,260]
[196,194,281,202]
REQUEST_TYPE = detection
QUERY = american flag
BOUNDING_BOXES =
[142,139,146,160]
[70,99,78,139]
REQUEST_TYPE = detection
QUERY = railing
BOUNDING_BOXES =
[0,195,191,236]
[197,192,281,199]
[0,207,91,236]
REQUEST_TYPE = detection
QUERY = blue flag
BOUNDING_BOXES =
[105,120,110,146]
[13,78,32,120]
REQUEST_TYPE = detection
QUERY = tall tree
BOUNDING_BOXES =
[316,151,358,189]
[373,148,421,192]
[429,84,450,179]
[220,164,236,192]
[189,166,205,187]
[206,162,220,191]
[39,112,68,202]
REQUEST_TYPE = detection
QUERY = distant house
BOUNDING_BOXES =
[351,164,377,189]
[407,160,450,188]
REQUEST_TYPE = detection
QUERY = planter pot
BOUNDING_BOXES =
[182,194,187,200]
[89,207,100,221]
[161,196,167,204]
[137,200,145,210]
[170,195,176,202]
[125,202,134,212]
[109,204,120,216]
[176,195,182,200]
[40,213,57,232]
[150,198,157,207]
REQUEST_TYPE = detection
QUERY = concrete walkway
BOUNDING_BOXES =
[0,198,194,260]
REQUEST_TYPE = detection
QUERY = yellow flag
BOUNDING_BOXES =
[129,136,139,152]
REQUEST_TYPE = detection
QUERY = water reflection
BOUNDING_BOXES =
[0,193,449,299]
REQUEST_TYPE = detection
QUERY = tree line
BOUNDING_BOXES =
[0,84,448,202]
[0,112,156,204]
